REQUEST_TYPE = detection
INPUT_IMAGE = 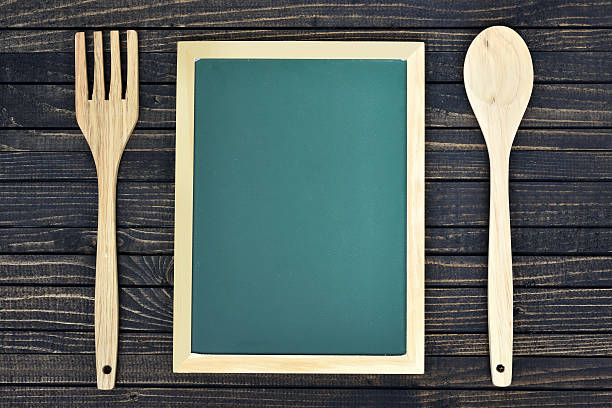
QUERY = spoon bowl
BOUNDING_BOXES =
[465,26,533,153]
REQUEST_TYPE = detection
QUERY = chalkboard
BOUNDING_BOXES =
[192,58,407,355]
[174,42,424,374]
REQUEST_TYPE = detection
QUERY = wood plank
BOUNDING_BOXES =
[0,182,174,227]
[1,286,612,332]
[428,152,612,180]
[0,84,175,128]
[426,182,612,227]
[0,130,175,153]
[0,354,611,389]
[0,255,173,286]
[427,256,612,287]
[3,52,611,83]
[0,151,175,181]
[1,255,610,287]
[426,287,612,332]
[0,227,609,255]
[1,151,611,181]
[425,227,612,255]
[431,52,612,83]
[2,129,610,153]
[0,331,172,354]
[1,29,611,53]
[428,84,612,128]
[0,1,610,28]
[1,387,612,407]
[3,330,612,357]
[0,181,609,227]
[1,84,610,128]
[426,129,612,151]
[0,227,174,254]
[0,286,172,331]
[428,333,612,356]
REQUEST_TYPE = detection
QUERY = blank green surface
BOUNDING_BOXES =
[191,59,407,355]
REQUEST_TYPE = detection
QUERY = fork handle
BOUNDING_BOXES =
[95,171,119,390]
[488,158,513,387]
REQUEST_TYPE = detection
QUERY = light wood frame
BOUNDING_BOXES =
[174,41,424,374]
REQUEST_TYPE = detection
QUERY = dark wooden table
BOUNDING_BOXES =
[0,1,611,406]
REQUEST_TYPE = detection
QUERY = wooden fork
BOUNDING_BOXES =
[75,30,139,390]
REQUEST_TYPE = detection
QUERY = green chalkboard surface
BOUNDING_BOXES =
[191,59,407,355]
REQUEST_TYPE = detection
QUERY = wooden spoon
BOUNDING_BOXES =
[464,26,533,387]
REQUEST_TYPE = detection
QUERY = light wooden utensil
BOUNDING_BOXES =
[75,30,139,390]
[464,26,533,387]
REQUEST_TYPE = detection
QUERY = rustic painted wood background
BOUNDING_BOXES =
[0,1,611,406]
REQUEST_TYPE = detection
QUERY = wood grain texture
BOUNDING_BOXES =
[0,331,173,354]
[427,256,612,287]
[1,151,610,181]
[0,2,608,404]
[0,227,609,255]
[0,182,174,227]
[424,129,612,151]
[0,286,172,332]
[0,130,175,153]
[430,84,611,128]
[433,51,612,83]
[2,128,609,152]
[1,354,612,389]
[0,255,174,286]
[1,29,611,53]
[4,331,612,357]
[1,84,610,128]
[426,287,612,332]
[2,286,612,333]
[2,51,612,83]
[0,1,610,28]
[1,388,612,408]
[0,227,174,254]
[2,255,610,287]
[424,227,612,255]
[0,181,610,227]
[0,151,175,181]
[427,333,612,357]
[1,255,610,287]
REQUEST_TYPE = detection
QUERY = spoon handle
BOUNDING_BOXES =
[488,158,513,387]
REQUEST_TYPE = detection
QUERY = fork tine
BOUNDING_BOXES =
[74,32,89,132]
[93,31,105,101]
[109,31,121,100]
[75,32,89,104]
[125,30,138,106]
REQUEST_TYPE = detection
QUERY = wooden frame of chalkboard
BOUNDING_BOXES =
[174,41,424,374]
